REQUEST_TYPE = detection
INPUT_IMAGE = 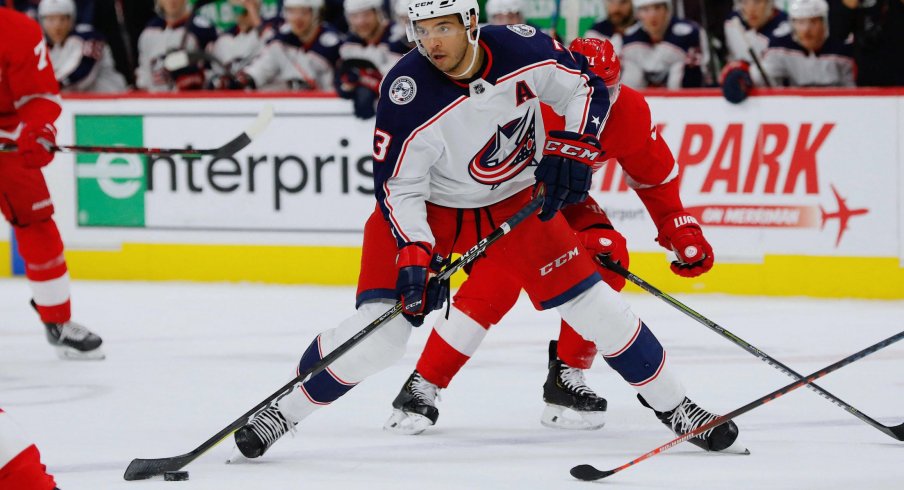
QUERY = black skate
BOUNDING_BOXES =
[542,340,607,430]
[639,394,749,453]
[232,405,295,459]
[383,370,440,435]
[32,300,104,360]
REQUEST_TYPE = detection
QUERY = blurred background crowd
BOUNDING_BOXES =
[7,0,903,112]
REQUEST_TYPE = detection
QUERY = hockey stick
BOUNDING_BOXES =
[571,328,904,481]
[123,192,545,481]
[0,105,274,158]
[598,255,904,441]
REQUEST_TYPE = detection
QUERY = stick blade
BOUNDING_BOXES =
[570,464,614,481]
[889,422,904,441]
[213,104,274,158]
[123,454,193,481]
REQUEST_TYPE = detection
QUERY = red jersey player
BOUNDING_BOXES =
[0,8,104,360]
[0,407,57,490]
[383,37,716,435]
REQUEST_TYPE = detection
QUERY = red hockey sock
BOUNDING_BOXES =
[416,330,471,389]
[556,321,598,369]
[0,445,56,490]
[14,220,71,324]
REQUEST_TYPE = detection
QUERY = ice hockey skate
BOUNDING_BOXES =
[229,405,295,461]
[33,301,104,360]
[638,394,749,454]
[383,370,440,435]
[541,341,607,430]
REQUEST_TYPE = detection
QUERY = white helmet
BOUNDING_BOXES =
[407,0,480,73]
[284,0,324,9]
[485,0,523,17]
[632,0,670,9]
[344,0,384,15]
[788,0,828,19]
[38,0,76,18]
[394,0,410,17]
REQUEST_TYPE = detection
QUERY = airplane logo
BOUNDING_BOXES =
[819,184,868,247]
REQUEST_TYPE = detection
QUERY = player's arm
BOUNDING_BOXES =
[9,18,62,169]
[56,33,103,89]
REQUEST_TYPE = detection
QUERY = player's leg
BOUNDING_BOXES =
[491,204,744,452]
[0,408,57,490]
[0,155,103,360]
[232,209,413,459]
[384,257,522,434]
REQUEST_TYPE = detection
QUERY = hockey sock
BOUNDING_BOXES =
[14,220,70,324]
[602,321,685,412]
[556,321,597,369]
[416,307,490,388]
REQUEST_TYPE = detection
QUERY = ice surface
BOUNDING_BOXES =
[2,279,903,489]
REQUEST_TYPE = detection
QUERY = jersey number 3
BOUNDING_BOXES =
[34,39,50,71]
[373,129,392,162]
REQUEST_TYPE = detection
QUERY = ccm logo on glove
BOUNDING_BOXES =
[543,140,602,162]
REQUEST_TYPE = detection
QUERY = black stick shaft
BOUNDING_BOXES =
[598,255,904,441]
[124,194,544,480]
[572,329,904,481]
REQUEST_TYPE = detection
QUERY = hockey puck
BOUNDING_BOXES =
[164,470,189,481]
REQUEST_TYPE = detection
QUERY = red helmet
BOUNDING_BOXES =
[568,38,620,86]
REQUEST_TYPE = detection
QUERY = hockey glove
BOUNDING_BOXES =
[396,242,449,327]
[580,225,630,291]
[352,85,378,120]
[17,122,57,168]
[720,61,752,105]
[534,131,602,221]
[656,212,714,278]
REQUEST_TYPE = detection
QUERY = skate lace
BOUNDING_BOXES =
[559,366,594,396]
[668,399,718,440]
[409,373,440,406]
[59,322,92,342]
[249,407,294,448]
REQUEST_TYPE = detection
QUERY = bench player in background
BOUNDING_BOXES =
[383,37,717,435]
[38,0,127,93]
[585,0,635,53]
[0,407,57,490]
[228,0,743,461]
[0,7,104,360]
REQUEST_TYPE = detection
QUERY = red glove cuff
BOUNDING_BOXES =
[719,60,751,85]
[397,242,432,269]
[656,211,701,250]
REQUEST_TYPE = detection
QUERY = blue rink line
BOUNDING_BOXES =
[11,229,24,276]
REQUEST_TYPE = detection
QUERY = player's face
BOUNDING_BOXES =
[413,15,470,74]
[348,9,381,40]
[489,12,523,26]
[41,14,73,45]
[792,17,826,52]
[740,0,772,30]
[159,0,189,19]
[636,4,669,39]
[605,0,633,27]
[285,6,315,36]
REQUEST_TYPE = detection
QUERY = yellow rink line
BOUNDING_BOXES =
[2,242,902,299]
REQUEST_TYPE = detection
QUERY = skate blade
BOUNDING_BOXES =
[383,409,434,435]
[226,445,252,464]
[540,404,606,431]
[55,345,105,361]
[718,438,751,455]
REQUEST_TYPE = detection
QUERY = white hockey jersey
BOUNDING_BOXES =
[373,25,610,246]
[620,18,709,89]
[135,14,218,92]
[243,23,343,91]
[47,25,126,93]
[723,10,791,63]
[757,34,856,87]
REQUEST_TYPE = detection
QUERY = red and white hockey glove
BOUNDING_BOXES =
[396,242,449,327]
[17,122,57,169]
[656,212,714,278]
[579,225,630,291]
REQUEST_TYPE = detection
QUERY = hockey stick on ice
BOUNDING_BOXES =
[598,255,904,441]
[123,191,546,481]
[571,328,904,481]
[0,104,274,158]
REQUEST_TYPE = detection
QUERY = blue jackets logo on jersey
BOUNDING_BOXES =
[468,106,537,186]
[389,76,417,105]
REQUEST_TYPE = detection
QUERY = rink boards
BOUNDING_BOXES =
[1,89,902,298]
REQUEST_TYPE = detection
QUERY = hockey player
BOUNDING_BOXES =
[585,0,635,52]
[723,0,790,63]
[230,0,742,460]
[206,0,269,88]
[38,0,127,93]
[218,0,342,91]
[485,0,526,26]
[135,0,219,91]
[384,37,715,435]
[334,0,409,119]
[620,0,709,88]
[720,0,855,98]
[0,408,57,490]
[0,8,104,360]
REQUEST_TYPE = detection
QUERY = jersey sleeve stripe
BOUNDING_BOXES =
[14,93,63,110]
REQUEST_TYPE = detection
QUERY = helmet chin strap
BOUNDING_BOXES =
[448,34,480,79]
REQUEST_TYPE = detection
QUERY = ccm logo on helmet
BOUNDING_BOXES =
[544,141,601,161]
